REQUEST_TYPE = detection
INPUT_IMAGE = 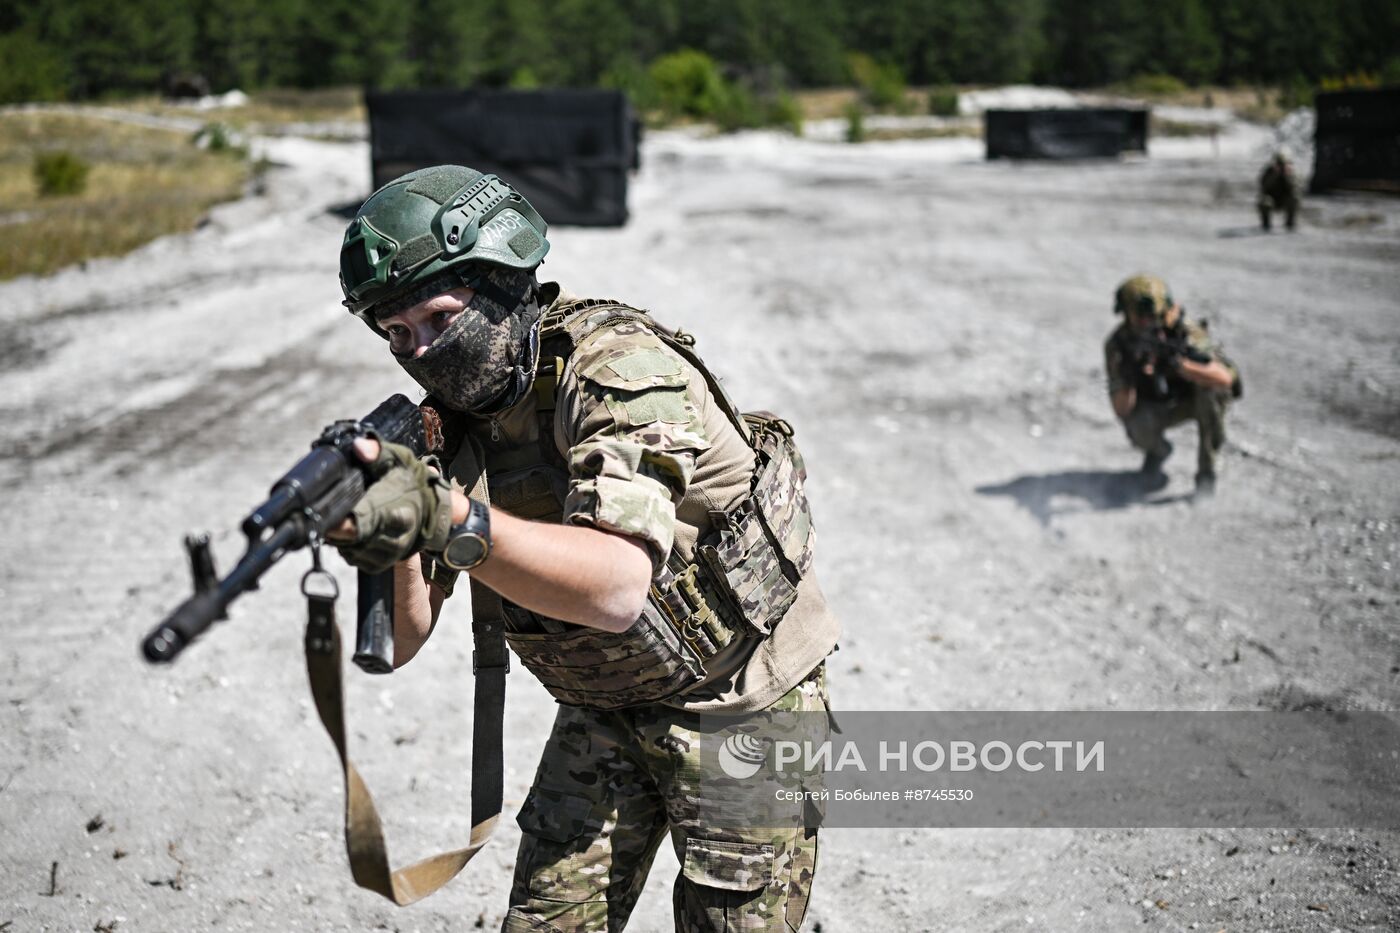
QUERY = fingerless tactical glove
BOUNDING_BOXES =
[336,441,454,574]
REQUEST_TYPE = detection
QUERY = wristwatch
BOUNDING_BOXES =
[441,498,492,571]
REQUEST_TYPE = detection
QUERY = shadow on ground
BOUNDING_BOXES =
[1215,226,1271,239]
[975,469,1192,526]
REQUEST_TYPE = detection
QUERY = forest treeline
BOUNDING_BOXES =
[2,0,1398,104]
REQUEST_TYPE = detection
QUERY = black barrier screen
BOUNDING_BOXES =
[366,89,638,226]
[986,108,1149,160]
[1311,87,1400,194]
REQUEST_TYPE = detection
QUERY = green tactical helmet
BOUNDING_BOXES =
[339,165,550,322]
[1114,274,1173,319]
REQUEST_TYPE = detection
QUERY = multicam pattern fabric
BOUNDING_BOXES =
[1104,314,1236,475]
[749,425,816,579]
[502,666,827,933]
[1123,388,1230,475]
[700,507,796,637]
[1259,160,1299,209]
[562,321,712,574]
[502,603,706,710]
[444,292,839,715]
[1103,318,1238,397]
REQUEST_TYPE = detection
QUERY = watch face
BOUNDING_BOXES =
[443,532,488,571]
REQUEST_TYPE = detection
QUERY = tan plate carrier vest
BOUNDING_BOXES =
[439,298,817,709]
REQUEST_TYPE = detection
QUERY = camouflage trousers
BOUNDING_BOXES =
[1123,387,1229,476]
[1257,193,1299,230]
[502,665,828,933]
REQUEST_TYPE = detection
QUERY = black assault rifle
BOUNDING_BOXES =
[1119,328,1211,400]
[142,394,444,671]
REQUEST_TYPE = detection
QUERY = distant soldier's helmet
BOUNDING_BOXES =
[338,164,550,327]
[1113,274,1173,320]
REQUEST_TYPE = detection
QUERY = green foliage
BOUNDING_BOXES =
[601,57,658,112]
[195,122,234,151]
[847,52,906,111]
[649,48,728,119]
[1119,73,1189,96]
[710,86,804,134]
[1,0,1399,102]
[765,92,804,136]
[1279,74,1314,109]
[509,67,542,90]
[33,151,90,197]
[711,83,761,132]
[844,102,865,143]
[927,85,959,117]
[0,30,69,103]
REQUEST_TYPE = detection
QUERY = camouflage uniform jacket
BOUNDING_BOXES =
[1104,316,1239,399]
[439,284,840,715]
[1259,162,1299,206]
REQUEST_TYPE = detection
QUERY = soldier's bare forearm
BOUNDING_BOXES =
[1111,387,1136,419]
[1177,358,1234,390]
[390,554,440,668]
[463,505,652,633]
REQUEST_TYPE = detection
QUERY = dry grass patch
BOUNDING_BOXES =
[861,123,981,142]
[129,86,366,132]
[0,111,249,280]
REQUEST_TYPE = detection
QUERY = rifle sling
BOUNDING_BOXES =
[303,440,505,906]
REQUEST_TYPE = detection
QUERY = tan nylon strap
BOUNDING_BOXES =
[303,435,506,906]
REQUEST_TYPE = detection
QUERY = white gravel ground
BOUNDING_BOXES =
[2,104,1398,932]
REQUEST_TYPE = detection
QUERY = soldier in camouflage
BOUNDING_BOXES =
[1104,275,1241,497]
[1258,153,1300,232]
[329,165,839,931]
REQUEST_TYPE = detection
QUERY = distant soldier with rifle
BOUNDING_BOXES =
[1104,275,1241,497]
[1258,152,1300,231]
[321,165,836,931]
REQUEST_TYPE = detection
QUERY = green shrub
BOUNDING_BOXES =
[844,102,865,143]
[195,122,233,152]
[1121,73,1189,96]
[848,53,906,111]
[1383,57,1400,86]
[602,58,658,113]
[508,67,541,90]
[765,92,804,136]
[33,151,89,197]
[928,85,959,117]
[646,50,801,135]
[0,32,68,105]
[713,82,761,131]
[649,49,728,119]
[1279,74,1314,109]
[711,86,800,135]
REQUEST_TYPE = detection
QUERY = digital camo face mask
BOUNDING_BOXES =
[393,266,542,415]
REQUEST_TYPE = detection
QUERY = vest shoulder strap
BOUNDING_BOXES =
[542,298,754,445]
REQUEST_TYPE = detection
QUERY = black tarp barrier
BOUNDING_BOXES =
[985,108,1149,160]
[366,89,639,226]
[1310,88,1400,194]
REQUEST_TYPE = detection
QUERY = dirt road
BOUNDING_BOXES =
[2,112,1397,931]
